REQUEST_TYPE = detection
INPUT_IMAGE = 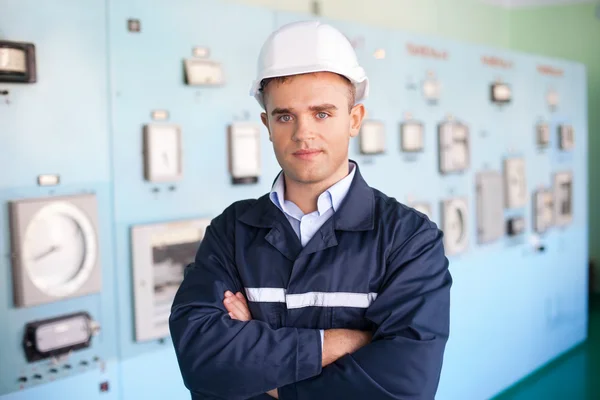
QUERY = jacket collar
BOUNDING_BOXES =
[238,160,375,232]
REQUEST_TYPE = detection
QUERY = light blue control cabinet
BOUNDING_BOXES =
[0,1,588,399]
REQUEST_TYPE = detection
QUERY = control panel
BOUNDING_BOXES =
[0,3,588,400]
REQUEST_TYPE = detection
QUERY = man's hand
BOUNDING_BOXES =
[322,329,372,367]
[223,290,252,321]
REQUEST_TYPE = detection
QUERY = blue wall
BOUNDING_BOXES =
[0,0,588,399]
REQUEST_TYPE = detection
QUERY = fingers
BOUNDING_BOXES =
[236,292,248,306]
[224,291,252,321]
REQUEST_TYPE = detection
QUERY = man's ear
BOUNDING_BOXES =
[349,103,366,138]
[261,112,272,142]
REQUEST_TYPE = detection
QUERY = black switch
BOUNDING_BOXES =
[49,368,58,374]
[18,376,27,383]
[80,360,89,366]
[33,374,42,380]
[64,364,72,370]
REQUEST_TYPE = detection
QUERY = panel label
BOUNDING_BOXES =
[537,65,564,77]
[481,56,513,69]
[406,43,448,60]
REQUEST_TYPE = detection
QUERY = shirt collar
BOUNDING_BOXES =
[239,160,374,232]
[269,161,357,217]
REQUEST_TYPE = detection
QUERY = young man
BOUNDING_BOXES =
[170,21,452,400]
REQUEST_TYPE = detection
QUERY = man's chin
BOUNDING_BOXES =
[284,169,326,186]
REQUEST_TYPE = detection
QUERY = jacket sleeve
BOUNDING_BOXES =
[278,225,452,400]
[169,206,323,400]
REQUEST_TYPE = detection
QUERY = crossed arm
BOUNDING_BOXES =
[222,291,372,398]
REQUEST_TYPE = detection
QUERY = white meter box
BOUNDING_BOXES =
[490,82,511,104]
[422,77,441,102]
[504,157,527,208]
[143,124,183,182]
[401,121,424,152]
[131,218,211,342]
[537,123,550,148]
[8,194,102,307]
[359,120,385,154]
[228,122,261,184]
[438,121,470,174]
[183,59,225,86]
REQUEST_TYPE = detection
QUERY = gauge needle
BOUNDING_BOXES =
[33,245,60,261]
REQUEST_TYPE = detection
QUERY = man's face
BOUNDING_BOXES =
[260,72,365,186]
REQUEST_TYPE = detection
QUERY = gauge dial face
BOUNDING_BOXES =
[22,202,97,297]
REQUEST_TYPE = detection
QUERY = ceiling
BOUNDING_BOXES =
[481,0,594,7]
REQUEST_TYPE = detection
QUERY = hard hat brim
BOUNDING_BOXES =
[250,64,369,110]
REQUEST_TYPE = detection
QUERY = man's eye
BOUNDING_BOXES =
[278,115,292,122]
[317,112,328,119]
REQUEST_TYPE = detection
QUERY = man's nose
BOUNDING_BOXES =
[292,116,317,142]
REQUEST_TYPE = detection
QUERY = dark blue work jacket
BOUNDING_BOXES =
[170,164,452,400]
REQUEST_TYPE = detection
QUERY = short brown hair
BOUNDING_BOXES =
[259,73,356,112]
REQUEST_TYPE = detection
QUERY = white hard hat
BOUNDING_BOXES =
[250,20,369,109]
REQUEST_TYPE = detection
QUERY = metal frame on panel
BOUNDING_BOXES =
[130,218,211,342]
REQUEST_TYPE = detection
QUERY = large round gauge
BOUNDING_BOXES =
[22,202,97,298]
[9,194,102,307]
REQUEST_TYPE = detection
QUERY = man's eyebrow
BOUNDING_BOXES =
[271,104,338,116]
[271,107,293,116]
[309,104,338,112]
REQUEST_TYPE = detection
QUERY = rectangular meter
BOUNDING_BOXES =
[504,157,527,208]
[401,121,424,152]
[228,122,261,184]
[359,120,385,154]
[554,171,573,226]
[23,312,99,362]
[184,59,224,86]
[537,123,550,147]
[558,124,574,150]
[438,121,470,174]
[0,40,36,83]
[491,82,511,103]
[143,124,183,182]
